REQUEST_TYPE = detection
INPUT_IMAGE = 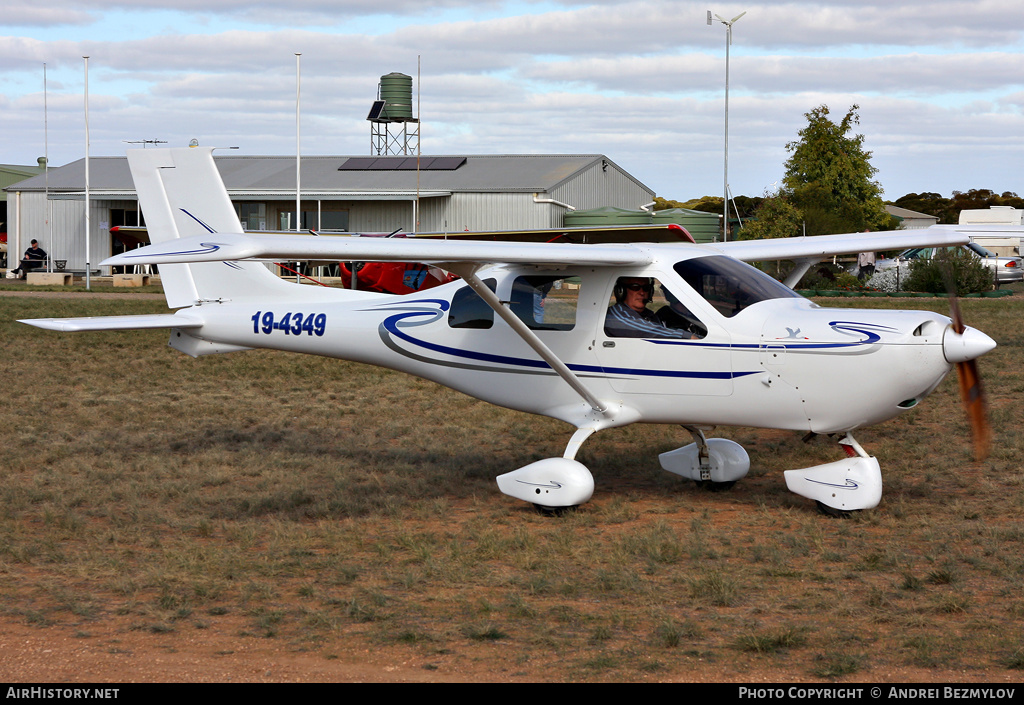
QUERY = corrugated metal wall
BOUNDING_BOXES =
[344,192,567,234]
[550,162,654,228]
[8,194,120,272]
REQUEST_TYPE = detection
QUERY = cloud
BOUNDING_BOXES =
[3,0,1024,201]
[519,52,1024,96]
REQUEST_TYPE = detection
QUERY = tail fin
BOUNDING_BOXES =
[128,147,292,308]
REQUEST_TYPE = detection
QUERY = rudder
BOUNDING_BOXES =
[127,147,290,308]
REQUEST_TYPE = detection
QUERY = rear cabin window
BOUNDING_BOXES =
[509,275,580,331]
[673,255,801,318]
[448,278,497,329]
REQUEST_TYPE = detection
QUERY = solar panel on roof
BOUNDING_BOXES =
[337,156,467,171]
[337,157,377,170]
[430,157,467,170]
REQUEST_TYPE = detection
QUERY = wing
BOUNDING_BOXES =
[411,223,695,244]
[711,224,1023,262]
[103,221,1023,273]
[101,231,654,269]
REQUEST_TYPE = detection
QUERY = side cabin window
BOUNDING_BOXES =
[673,255,801,319]
[510,275,580,331]
[448,278,497,329]
[604,276,707,339]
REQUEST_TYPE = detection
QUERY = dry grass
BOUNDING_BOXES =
[1,290,1024,682]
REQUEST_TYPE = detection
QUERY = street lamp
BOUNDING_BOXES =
[708,9,745,241]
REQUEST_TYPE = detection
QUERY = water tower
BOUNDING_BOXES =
[367,72,419,156]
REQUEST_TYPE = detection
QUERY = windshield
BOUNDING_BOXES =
[673,255,802,318]
[897,247,929,260]
[966,242,995,257]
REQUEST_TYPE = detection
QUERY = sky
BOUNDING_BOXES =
[3,0,1024,203]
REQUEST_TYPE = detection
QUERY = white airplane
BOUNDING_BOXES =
[22,147,1007,515]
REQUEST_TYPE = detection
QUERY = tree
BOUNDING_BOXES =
[783,105,888,235]
[890,192,957,224]
[737,193,802,240]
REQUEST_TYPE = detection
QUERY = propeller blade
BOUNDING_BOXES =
[945,272,991,461]
[957,358,991,461]
[948,289,965,334]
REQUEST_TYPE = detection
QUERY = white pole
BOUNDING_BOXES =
[415,55,421,235]
[709,11,745,242]
[44,63,51,273]
[84,56,91,290]
[723,25,729,242]
[295,52,301,233]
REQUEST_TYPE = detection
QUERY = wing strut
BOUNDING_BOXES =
[448,264,608,415]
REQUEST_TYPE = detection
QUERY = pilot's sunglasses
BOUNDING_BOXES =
[624,283,653,291]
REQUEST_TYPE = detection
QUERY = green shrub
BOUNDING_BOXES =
[903,248,993,295]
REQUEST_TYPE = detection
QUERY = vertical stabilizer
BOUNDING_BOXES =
[127,147,290,308]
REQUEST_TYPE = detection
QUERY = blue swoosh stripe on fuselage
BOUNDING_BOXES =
[382,312,759,381]
[649,340,870,350]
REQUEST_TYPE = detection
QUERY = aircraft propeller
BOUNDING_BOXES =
[945,289,993,462]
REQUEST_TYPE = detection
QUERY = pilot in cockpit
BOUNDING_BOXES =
[604,277,691,339]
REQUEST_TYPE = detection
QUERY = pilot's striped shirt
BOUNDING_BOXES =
[604,303,688,339]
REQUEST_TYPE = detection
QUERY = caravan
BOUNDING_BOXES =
[959,207,1024,257]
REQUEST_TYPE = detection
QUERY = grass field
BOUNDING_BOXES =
[2,290,1023,682]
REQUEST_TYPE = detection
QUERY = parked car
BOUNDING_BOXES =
[875,243,1023,285]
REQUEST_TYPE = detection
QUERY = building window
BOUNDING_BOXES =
[237,203,267,231]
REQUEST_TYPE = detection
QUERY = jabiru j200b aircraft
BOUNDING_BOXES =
[22,147,1008,515]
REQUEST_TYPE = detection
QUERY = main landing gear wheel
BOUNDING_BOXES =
[694,480,736,492]
[533,504,578,517]
[815,500,856,518]
[659,426,750,489]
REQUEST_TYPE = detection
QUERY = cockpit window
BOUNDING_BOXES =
[673,255,802,318]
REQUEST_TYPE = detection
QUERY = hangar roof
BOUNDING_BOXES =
[7,154,650,197]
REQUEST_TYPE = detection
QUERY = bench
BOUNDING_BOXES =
[26,271,74,286]
[113,273,151,287]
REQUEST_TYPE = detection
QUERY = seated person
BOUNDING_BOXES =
[605,277,689,339]
[11,239,47,278]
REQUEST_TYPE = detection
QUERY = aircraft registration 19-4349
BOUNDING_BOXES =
[21,147,1013,516]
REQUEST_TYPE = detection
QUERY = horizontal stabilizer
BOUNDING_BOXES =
[19,313,203,333]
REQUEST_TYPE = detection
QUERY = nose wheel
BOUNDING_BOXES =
[784,433,882,515]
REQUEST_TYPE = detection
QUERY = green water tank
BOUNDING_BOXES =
[563,206,653,227]
[379,72,413,121]
[651,208,720,243]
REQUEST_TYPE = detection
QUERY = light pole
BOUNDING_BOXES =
[707,10,745,241]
